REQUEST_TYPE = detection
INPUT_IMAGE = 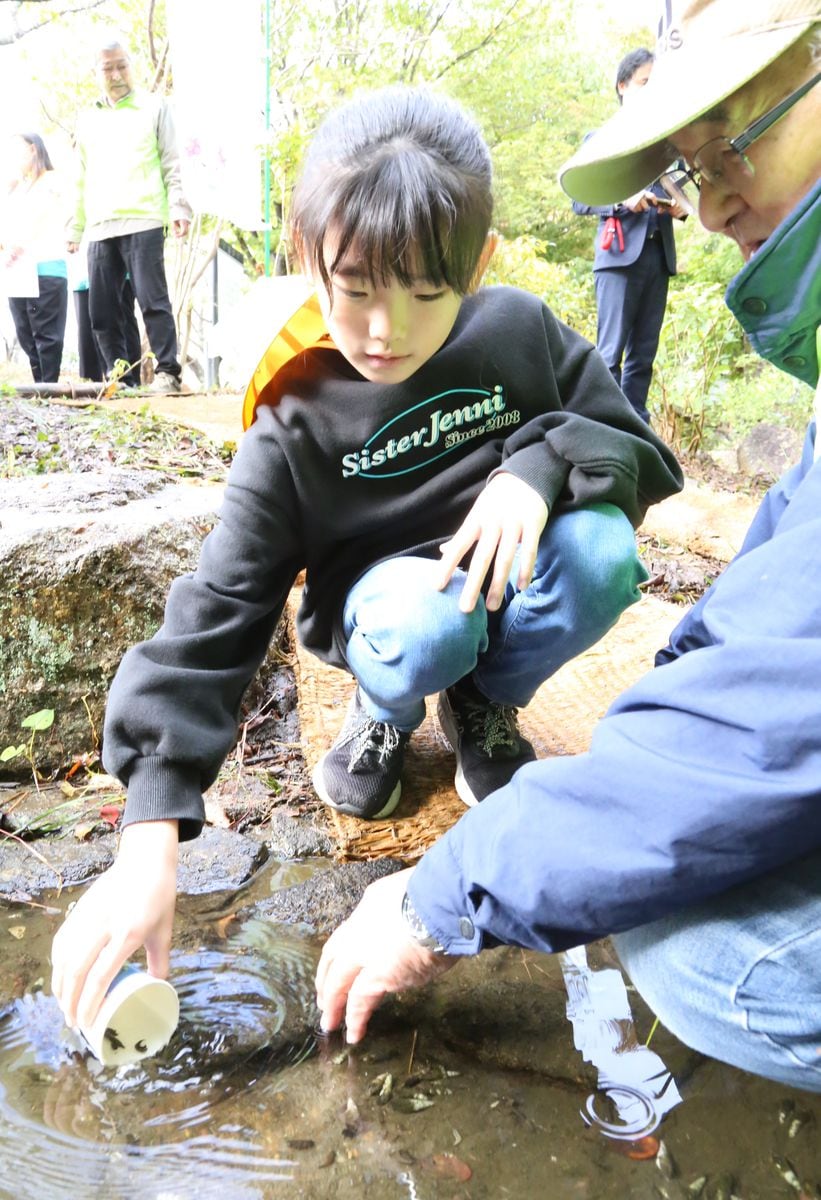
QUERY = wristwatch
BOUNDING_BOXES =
[401,890,445,953]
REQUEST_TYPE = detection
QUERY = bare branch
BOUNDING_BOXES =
[149,37,169,93]
[432,0,523,82]
[148,0,158,66]
[0,0,107,45]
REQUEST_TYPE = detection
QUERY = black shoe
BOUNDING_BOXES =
[438,679,536,807]
[312,688,410,819]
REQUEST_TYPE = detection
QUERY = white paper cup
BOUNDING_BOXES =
[80,965,179,1067]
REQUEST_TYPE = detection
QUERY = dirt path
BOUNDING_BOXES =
[642,476,759,564]
[102,388,245,448]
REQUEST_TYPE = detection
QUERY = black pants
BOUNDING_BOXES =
[8,274,68,383]
[88,228,180,380]
[74,280,142,384]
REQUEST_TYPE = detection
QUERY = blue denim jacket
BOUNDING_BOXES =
[409,184,821,956]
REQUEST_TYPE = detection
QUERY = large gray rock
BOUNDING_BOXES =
[0,833,117,895]
[0,470,223,775]
[736,422,804,482]
[0,822,269,898]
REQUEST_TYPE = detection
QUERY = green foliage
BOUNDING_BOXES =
[2,709,54,792]
[651,276,742,452]
[484,235,596,342]
[12,0,812,451]
[487,232,814,454]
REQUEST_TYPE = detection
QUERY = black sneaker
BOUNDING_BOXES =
[312,688,410,819]
[438,679,536,807]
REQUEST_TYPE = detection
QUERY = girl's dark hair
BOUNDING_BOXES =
[615,48,654,103]
[18,133,54,175]
[290,87,493,297]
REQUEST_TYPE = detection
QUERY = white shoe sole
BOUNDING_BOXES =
[436,694,480,808]
[311,759,402,820]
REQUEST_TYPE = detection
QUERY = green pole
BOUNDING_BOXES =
[263,0,271,277]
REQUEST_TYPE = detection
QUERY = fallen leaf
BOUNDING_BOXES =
[85,774,121,792]
[606,1135,660,1161]
[423,1153,473,1182]
[393,1095,435,1113]
[204,798,232,828]
[98,804,121,827]
[8,926,26,940]
[215,913,239,939]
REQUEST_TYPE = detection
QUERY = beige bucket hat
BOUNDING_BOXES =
[559,0,820,205]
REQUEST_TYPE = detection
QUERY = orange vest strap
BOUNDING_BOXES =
[241,290,331,430]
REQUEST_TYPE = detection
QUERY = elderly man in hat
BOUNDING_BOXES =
[306,0,821,1092]
[53,0,821,1094]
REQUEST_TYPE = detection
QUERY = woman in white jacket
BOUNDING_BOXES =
[1,133,68,382]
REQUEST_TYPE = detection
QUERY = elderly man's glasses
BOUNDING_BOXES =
[683,70,821,190]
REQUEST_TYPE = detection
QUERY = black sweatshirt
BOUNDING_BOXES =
[103,285,683,837]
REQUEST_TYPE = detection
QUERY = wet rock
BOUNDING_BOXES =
[736,423,804,483]
[265,811,334,859]
[177,826,269,894]
[0,833,116,895]
[253,858,404,933]
[0,469,222,775]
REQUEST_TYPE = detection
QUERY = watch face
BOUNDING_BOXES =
[402,891,444,952]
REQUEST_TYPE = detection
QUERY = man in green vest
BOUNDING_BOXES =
[67,38,192,394]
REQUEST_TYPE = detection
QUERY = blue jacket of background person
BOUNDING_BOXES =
[571,181,678,276]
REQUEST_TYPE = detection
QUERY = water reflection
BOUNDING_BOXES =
[560,943,682,1141]
[0,917,318,1198]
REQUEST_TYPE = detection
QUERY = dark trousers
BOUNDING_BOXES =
[74,280,142,384]
[594,238,669,423]
[8,274,68,383]
[88,228,180,380]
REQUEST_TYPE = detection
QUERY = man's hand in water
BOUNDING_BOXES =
[51,820,179,1028]
[315,868,456,1044]
[436,472,548,614]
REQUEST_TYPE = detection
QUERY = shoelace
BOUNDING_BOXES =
[461,698,520,755]
[342,717,403,772]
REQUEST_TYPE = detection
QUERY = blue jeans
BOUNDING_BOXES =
[613,852,821,1091]
[342,503,647,730]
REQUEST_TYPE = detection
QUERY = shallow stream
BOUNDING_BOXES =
[2,858,820,1200]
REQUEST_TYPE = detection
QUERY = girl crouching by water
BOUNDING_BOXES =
[51,86,681,1031]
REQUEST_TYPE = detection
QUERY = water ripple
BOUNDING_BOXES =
[0,917,318,1198]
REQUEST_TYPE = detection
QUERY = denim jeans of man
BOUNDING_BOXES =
[613,428,821,1092]
[342,502,647,730]
[614,851,821,1091]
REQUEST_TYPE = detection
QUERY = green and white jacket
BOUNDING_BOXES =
[68,90,192,243]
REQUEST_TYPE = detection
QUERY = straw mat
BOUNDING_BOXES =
[289,589,683,862]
